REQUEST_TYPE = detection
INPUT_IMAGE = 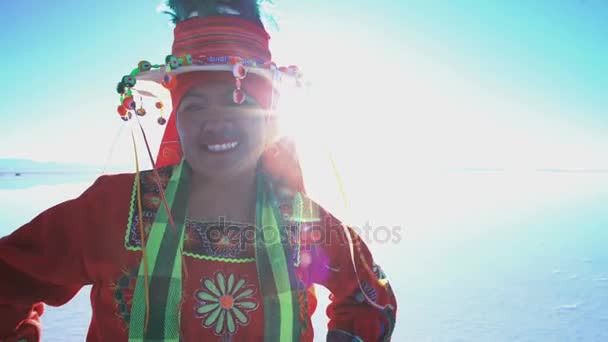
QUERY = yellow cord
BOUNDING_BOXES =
[328,152,348,208]
[329,152,386,308]
[135,117,189,280]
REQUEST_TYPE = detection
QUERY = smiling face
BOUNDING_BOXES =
[176,79,275,181]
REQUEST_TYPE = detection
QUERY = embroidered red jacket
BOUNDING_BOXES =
[0,168,396,341]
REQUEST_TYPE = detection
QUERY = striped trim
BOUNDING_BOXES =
[255,173,300,342]
[172,17,271,61]
[129,161,188,342]
[182,252,255,263]
[125,176,139,251]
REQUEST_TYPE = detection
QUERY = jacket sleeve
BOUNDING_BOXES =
[307,211,397,342]
[0,176,111,342]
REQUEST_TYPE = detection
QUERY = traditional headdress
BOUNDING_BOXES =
[114,0,303,168]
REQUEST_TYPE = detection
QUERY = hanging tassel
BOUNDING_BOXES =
[328,152,348,208]
[135,117,189,279]
[135,119,178,234]
[130,130,151,331]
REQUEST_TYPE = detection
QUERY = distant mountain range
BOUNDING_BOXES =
[0,158,129,174]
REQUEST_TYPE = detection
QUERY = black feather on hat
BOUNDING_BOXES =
[163,0,272,27]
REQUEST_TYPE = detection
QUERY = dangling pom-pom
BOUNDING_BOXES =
[155,101,164,109]
[122,96,136,110]
[158,117,167,125]
[232,64,247,80]
[117,105,127,117]
[136,108,147,116]
[161,74,178,89]
[233,88,246,104]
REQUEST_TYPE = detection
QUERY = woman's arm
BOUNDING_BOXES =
[307,211,397,342]
[0,176,112,341]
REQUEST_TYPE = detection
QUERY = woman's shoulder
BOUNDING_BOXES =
[91,165,175,195]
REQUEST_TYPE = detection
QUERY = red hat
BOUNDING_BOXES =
[114,14,303,167]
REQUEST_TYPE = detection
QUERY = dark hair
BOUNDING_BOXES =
[163,0,266,27]
[260,137,306,194]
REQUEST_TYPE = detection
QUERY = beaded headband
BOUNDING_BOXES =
[115,54,303,125]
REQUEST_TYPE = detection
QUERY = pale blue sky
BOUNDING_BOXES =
[1,0,606,169]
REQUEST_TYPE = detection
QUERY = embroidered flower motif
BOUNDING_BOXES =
[143,192,161,211]
[110,266,139,327]
[195,272,259,336]
[207,228,242,257]
[187,221,255,261]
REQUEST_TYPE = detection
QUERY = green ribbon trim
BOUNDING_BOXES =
[128,162,299,341]
[182,252,255,263]
[129,160,188,342]
[256,173,300,342]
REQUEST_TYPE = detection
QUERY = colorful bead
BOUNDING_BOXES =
[264,62,277,70]
[229,56,243,65]
[122,96,136,110]
[138,60,152,72]
[122,76,136,88]
[233,88,246,104]
[180,54,193,66]
[116,82,126,94]
[122,75,136,88]
[115,56,304,125]
[287,65,300,76]
[161,74,178,89]
[121,116,129,122]
[117,105,127,116]
[165,55,179,69]
[232,64,247,80]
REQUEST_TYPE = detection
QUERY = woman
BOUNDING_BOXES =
[0,1,396,341]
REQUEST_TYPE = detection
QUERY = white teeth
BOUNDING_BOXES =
[207,141,239,152]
